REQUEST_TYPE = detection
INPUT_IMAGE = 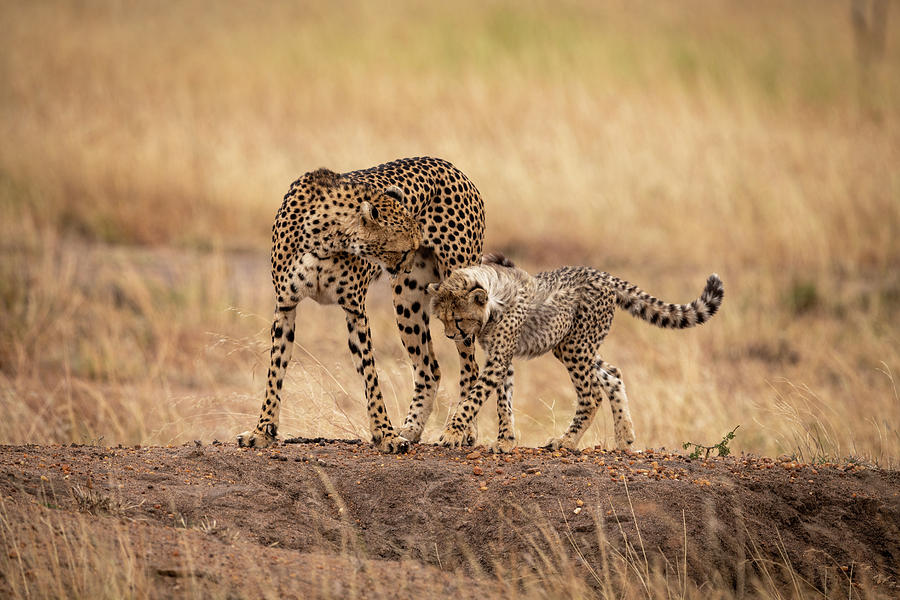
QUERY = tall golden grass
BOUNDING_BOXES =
[1,1,898,463]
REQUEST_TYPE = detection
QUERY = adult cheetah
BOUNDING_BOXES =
[238,157,485,453]
[428,253,723,451]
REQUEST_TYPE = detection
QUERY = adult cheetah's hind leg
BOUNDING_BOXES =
[394,250,442,443]
[237,305,298,448]
[594,359,635,449]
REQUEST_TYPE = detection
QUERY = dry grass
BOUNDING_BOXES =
[1,0,898,469]
[1,494,887,600]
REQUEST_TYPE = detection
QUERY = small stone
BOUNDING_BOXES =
[473,466,483,475]
[466,451,482,460]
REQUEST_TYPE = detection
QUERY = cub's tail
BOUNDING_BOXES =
[608,273,723,329]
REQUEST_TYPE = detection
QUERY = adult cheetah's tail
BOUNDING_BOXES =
[608,273,724,329]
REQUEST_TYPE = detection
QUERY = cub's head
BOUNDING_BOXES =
[427,270,491,347]
[340,182,420,275]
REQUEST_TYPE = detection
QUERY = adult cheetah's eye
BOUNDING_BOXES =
[361,201,380,225]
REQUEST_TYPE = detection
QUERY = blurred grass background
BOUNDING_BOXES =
[1,0,898,463]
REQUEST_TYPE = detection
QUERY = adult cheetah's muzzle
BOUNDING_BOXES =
[447,332,475,347]
[385,250,412,276]
[397,249,416,274]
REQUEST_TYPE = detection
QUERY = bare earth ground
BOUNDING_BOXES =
[1,441,898,598]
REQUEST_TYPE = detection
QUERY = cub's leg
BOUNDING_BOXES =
[394,250,442,443]
[593,359,635,449]
[492,364,516,453]
[545,348,599,451]
[453,340,480,445]
[439,356,509,448]
[237,304,297,448]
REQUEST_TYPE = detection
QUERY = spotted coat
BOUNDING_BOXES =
[238,157,485,453]
[428,254,724,451]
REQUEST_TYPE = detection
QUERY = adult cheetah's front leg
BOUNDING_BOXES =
[393,251,442,443]
[237,305,298,448]
[344,309,409,454]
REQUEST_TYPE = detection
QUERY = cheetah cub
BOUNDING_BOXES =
[428,253,723,451]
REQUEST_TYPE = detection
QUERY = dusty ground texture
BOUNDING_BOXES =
[1,440,898,599]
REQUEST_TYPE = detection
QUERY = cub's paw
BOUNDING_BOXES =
[438,427,469,449]
[373,430,410,454]
[490,437,516,454]
[543,436,577,451]
[237,427,277,449]
[397,425,423,444]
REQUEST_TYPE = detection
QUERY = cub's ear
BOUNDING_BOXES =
[383,185,405,202]
[425,282,440,296]
[471,288,488,306]
[360,201,380,225]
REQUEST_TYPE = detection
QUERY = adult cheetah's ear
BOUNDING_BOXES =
[425,282,440,296]
[383,185,405,203]
[470,288,488,307]
[360,201,380,225]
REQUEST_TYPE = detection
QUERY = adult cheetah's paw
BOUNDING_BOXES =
[373,430,410,454]
[397,425,423,444]
[462,420,478,447]
[543,436,577,451]
[237,428,277,449]
[490,437,516,453]
[438,427,469,449]
[615,427,636,450]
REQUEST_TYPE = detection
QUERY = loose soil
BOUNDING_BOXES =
[1,440,898,598]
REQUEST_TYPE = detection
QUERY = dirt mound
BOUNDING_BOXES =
[1,441,898,598]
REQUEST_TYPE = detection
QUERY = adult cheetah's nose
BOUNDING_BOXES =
[398,249,416,274]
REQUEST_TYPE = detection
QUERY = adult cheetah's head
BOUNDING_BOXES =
[345,185,421,275]
[426,272,491,347]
